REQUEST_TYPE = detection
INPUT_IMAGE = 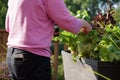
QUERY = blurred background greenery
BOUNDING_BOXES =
[0,0,120,29]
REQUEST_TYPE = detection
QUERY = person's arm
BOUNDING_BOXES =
[44,0,84,34]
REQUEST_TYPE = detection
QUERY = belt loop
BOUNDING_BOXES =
[11,47,15,54]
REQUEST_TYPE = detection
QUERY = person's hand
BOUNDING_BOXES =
[81,19,92,34]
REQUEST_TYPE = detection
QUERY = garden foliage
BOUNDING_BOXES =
[58,0,120,62]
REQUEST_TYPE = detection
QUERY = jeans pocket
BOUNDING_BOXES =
[13,53,24,63]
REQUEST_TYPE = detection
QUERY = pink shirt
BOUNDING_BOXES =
[5,0,82,57]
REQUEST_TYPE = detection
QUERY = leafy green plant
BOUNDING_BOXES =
[59,0,120,62]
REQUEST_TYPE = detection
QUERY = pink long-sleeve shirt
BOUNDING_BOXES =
[5,0,82,57]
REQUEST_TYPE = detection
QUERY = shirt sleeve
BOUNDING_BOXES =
[44,0,82,34]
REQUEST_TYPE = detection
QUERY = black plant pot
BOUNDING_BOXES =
[84,58,120,80]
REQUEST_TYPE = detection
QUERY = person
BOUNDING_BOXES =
[5,0,92,80]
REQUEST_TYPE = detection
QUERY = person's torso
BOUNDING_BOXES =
[6,0,55,57]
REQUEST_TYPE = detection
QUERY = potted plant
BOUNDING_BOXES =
[58,0,120,80]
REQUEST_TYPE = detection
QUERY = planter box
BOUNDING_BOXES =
[62,51,120,80]
[84,58,120,80]
[61,51,97,80]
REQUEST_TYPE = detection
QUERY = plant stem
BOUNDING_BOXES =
[109,37,120,50]
[0,43,7,50]
[93,40,120,61]
[113,32,120,40]
[86,67,111,80]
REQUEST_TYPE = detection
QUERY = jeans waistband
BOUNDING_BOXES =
[8,47,50,60]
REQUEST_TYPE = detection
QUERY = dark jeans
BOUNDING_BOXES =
[6,47,51,80]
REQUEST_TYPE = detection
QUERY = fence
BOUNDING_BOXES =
[0,30,8,53]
